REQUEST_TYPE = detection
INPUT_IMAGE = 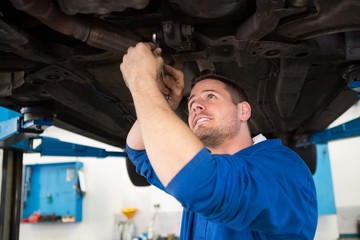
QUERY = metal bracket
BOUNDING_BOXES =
[162,21,194,52]
[0,108,53,149]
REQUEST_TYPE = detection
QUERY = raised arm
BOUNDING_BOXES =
[120,42,203,186]
[126,62,186,151]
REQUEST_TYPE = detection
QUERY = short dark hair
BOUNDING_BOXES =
[191,69,249,104]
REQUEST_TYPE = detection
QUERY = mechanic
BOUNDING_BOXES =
[120,42,318,239]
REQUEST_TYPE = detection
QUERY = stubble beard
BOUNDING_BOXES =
[195,111,240,149]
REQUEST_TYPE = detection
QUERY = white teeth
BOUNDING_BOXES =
[196,118,209,125]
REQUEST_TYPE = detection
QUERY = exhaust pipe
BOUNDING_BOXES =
[10,0,140,53]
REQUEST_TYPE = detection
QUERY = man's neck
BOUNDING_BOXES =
[207,135,253,154]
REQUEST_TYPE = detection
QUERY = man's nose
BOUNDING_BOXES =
[191,100,205,113]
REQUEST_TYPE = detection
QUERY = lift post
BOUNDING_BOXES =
[0,107,53,240]
[0,107,126,240]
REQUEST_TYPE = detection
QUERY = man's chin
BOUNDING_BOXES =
[196,131,211,142]
[194,129,206,139]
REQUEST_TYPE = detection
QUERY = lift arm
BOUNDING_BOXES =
[29,136,126,157]
[0,106,125,157]
[310,116,360,144]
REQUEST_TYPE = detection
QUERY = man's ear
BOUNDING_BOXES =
[238,101,251,120]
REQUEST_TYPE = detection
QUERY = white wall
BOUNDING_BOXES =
[328,101,360,208]
[315,100,360,240]
[18,127,182,240]
[0,100,358,239]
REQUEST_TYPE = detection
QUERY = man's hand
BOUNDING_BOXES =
[163,64,185,110]
[120,42,169,97]
[120,42,185,110]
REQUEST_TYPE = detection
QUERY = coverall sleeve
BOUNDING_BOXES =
[165,146,316,234]
[126,144,165,190]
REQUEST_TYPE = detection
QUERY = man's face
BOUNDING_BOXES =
[188,79,241,147]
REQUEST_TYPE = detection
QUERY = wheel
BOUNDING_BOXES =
[291,144,317,175]
[125,156,150,186]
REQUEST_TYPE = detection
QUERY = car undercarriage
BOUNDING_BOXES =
[1,0,359,152]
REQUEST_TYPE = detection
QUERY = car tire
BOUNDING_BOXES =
[291,144,317,175]
[125,156,150,186]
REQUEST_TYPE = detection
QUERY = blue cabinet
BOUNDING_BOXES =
[22,162,84,223]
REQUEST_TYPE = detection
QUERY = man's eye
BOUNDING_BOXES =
[208,94,216,99]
